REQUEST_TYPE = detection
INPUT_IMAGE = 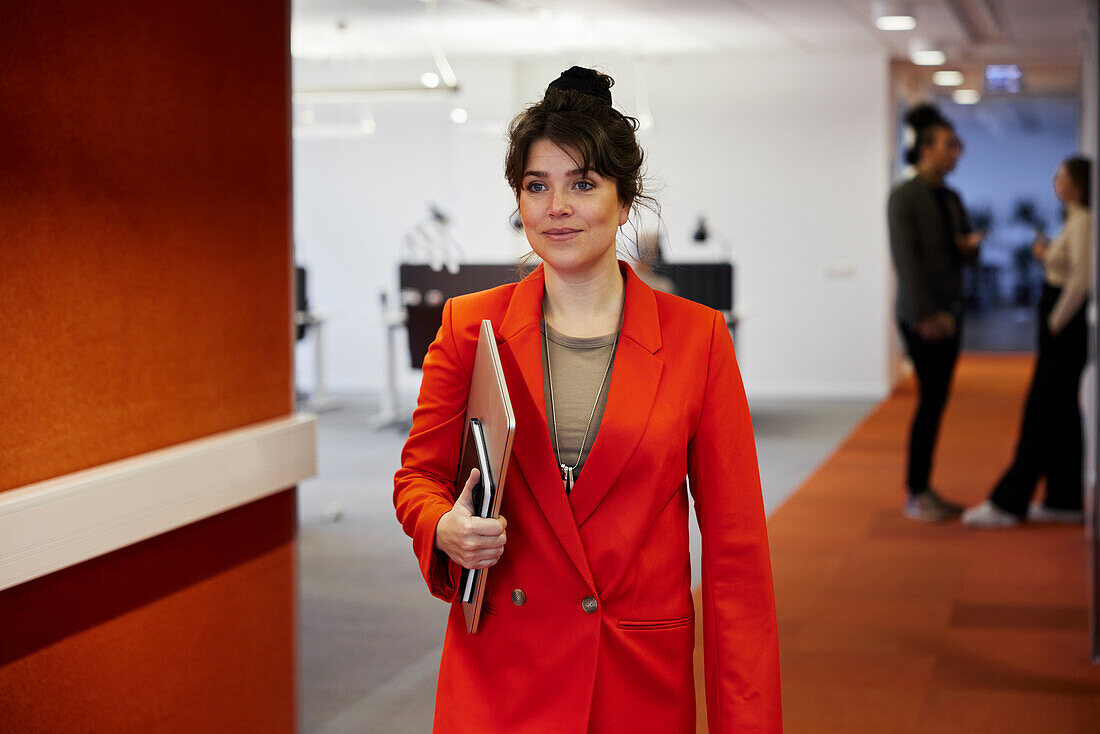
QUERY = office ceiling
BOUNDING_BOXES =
[291,0,1088,64]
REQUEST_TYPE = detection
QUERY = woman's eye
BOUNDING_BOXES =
[575,180,595,191]
[526,182,547,193]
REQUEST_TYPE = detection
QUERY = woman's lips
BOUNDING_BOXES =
[543,228,581,241]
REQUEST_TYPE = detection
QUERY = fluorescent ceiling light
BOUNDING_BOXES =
[952,89,980,104]
[876,16,916,31]
[911,49,946,66]
[932,70,964,86]
[873,1,916,30]
[420,72,441,88]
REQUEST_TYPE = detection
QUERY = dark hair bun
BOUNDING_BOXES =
[904,104,952,165]
[547,66,613,105]
[905,104,946,131]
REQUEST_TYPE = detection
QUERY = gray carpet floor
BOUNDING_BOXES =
[297,393,875,734]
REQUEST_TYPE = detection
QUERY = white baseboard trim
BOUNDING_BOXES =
[0,413,318,592]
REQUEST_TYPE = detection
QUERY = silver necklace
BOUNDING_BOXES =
[542,314,621,493]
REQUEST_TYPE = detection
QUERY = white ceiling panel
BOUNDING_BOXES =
[291,0,1088,93]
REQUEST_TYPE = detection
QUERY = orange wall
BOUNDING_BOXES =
[0,1,296,731]
[0,0,292,491]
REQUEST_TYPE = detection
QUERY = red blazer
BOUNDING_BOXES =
[394,262,781,733]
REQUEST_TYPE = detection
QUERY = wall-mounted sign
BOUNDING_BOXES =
[985,64,1023,93]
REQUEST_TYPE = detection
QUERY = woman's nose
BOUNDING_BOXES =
[549,190,571,216]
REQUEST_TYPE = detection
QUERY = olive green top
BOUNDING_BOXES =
[541,323,618,482]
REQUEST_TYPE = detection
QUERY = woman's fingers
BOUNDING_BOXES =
[465,515,506,537]
[456,516,507,568]
[458,543,506,569]
[459,525,506,550]
[453,468,480,515]
[439,484,508,568]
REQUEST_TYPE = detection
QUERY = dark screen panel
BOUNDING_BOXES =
[398,261,734,367]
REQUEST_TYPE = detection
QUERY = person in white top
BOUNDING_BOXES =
[964,157,1092,528]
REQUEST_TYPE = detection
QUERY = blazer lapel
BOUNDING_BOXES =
[497,266,595,589]
[568,265,663,526]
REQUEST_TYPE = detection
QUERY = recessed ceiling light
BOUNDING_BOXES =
[909,38,946,66]
[911,49,946,66]
[420,72,441,89]
[873,1,916,30]
[876,16,916,31]
[932,70,964,86]
[450,108,468,124]
[952,89,980,105]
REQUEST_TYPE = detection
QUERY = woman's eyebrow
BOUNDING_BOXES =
[523,168,589,179]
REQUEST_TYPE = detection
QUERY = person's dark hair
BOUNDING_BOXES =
[504,67,658,232]
[1062,156,1091,208]
[904,104,955,166]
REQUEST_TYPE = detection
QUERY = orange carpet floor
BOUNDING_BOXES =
[696,354,1100,733]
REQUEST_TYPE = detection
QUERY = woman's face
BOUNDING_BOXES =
[1053,164,1081,205]
[921,126,962,175]
[519,138,629,277]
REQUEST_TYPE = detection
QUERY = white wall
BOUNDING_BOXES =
[293,52,893,400]
[293,58,524,395]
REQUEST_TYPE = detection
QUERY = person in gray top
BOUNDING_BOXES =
[888,104,982,522]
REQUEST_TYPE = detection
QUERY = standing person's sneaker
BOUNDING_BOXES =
[962,500,1020,528]
[905,489,965,522]
[1026,504,1084,524]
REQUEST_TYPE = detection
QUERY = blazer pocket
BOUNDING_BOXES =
[616,615,695,631]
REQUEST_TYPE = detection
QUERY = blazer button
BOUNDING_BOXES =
[511,589,526,606]
[581,596,598,614]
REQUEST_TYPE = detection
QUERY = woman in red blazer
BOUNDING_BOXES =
[394,67,781,733]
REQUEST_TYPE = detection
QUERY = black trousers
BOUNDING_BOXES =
[990,284,1088,516]
[899,319,962,494]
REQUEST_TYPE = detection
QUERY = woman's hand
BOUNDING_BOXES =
[1032,237,1049,262]
[956,231,984,256]
[434,469,508,570]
